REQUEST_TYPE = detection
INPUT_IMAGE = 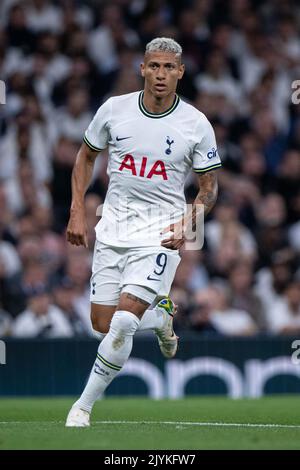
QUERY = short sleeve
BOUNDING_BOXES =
[192,117,222,173]
[83,98,112,151]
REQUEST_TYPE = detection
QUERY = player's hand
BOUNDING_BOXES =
[66,210,88,248]
[161,221,185,250]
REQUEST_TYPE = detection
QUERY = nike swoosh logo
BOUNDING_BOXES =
[147,275,160,281]
[116,136,132,141]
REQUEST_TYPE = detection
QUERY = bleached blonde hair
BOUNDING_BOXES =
[145,37,182,57]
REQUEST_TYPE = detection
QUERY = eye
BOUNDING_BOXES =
[166,64,175,70]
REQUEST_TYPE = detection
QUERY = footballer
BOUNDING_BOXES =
[65,37,221,426]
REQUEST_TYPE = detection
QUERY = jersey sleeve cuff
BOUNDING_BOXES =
[83,135,103,152]
[193,163,222,174]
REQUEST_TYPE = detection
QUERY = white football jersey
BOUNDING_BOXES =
[84,91,222,247]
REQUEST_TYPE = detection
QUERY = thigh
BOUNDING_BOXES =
[121,247,181,298]
[117,292,150,319]
[90,241,124,306]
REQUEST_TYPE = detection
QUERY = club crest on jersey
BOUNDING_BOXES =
[165,136,174,155]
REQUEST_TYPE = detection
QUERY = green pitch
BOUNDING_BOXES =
[1,396,300,449]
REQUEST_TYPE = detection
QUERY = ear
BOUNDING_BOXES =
[178,63,185,80]
[140,62,145,77]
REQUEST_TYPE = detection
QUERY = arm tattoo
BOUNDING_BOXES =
[193,170,218,223]
[125,293,149,306]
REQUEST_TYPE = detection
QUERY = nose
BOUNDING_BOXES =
[156,66,166,80]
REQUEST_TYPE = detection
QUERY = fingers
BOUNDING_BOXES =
[160,238,174,248]
[161,236,185,250]
[161,221,185,249]
[66,230,88,247]
[66,216,88,247]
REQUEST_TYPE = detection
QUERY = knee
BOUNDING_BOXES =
[110,310,140,336]
[91,310,110,334]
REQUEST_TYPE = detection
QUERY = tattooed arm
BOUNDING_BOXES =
[191,170,218,223]
[161,170,219,250]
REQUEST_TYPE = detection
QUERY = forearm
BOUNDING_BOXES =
[161,170,219,249]
[186,170,219,231]
[70,144,97,212]
[195,172,218,215]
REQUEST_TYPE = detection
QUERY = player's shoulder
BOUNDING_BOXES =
[93,92,140,121]
[99,92,140,118]
[106,91,140,106]
[179,96,211,127]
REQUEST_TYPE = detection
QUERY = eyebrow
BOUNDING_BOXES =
[148,61,177,66]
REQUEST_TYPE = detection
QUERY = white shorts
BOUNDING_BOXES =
[90,241,181,305]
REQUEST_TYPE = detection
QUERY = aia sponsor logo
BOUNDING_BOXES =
[119,154,168,180]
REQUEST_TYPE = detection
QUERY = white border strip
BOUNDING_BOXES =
[96,421,300,429]
[1,420,300,429]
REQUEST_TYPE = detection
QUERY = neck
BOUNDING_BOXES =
[142,89,176,114]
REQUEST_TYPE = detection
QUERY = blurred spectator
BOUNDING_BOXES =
[276,15,300,66]
[276,149,300,224]
[51,54,101,107]
[1,260,49,317]
[0,306,12,337]
[194,91,221,122]
[64,247,91,294]
[209,285,258,336]
[5,4,35,54]
[206,196,257,277]
[31,205,65,274]
[88,3,140,74]
[0,104,52,187]
[53,87,93,143]
[4,157,51,217]
[255,248,296,313]
[52,277,92,336]
[169,286,191,330]
[25,0,63,34]
[255,193,288,267]
[177,6,209,73]
[12,283,73,338]
[266,280,300,335]
[250,108,288,174]
[173,249,209,294]
[228,261,267,330]
[0,235,21,279]
[33,31,71,85]
[211,118,242,173]
[189,285,258,336]
[194,47,243,116]
[188,286,219,333]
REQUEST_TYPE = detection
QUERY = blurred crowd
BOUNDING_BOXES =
[0,0,300,338]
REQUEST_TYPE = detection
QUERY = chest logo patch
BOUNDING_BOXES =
[165,136,174,155]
